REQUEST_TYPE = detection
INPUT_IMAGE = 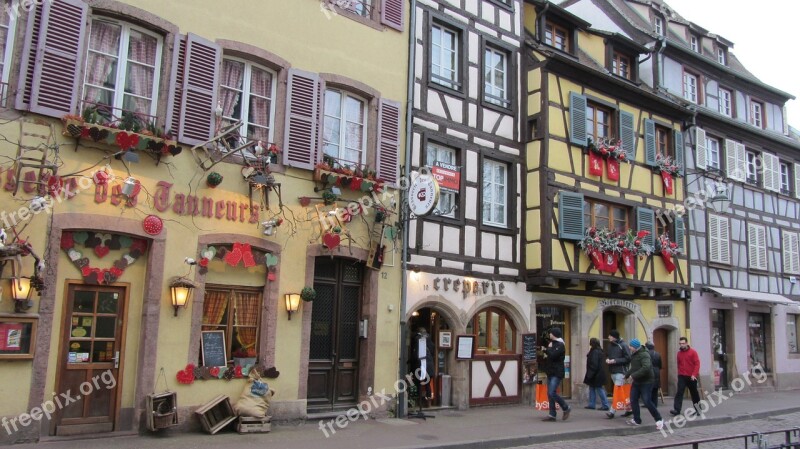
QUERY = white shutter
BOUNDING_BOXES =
[695,127,707,170]
[762,153,779,192]
[783,230,800,274]
[718,215,730,264]
[709,215,721,263]
[795,163,800,199]
[726,139,742,181]
[735,142,747,182]
[758,225,767,270]
[748,223,766,270]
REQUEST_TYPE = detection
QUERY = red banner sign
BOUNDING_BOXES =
[431,162,461,193]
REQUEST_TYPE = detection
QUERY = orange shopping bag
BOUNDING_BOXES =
[612,384,631,411]
[534,382,561,411]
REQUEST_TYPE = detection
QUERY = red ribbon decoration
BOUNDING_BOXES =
[661,250,676,273]
[606,158,620,181]
[621,250,636,275]
[601,251,619,274]
[661,171,673,195]
[588,152,603,176]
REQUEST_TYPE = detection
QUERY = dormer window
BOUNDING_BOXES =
[544,21,569,52]
[612,51,631,79]
[717,47,727,65]
[655,16,664,36]
[690,35,699,53]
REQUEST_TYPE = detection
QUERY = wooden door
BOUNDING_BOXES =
[307,258,363,413]
[54,283,128,436]
[653,328,669,395]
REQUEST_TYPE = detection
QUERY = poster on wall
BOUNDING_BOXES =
[0,323,23,351]
[431,161,461,193]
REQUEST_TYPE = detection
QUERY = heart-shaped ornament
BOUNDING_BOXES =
[76,257,90,268]
[72,231,89,245]
[123,254,136,265]
[322,232,341,250]
[224,246,243,266]
[118,235,133,248]
[265,253,279,267]
[241,244,255,268]
[114,259,129,270]
[68,249,82,261]
[267,271,276,281]
[96,233,112,246]
[168,145,182,156]
[241,167,255,179]
[94,245,110,258]
[202,246,217,260]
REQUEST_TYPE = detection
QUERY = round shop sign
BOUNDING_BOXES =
[408,173,440,216]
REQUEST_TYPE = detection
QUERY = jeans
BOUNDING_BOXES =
[630,382,662,424]
[547,375,569,417]
[673,375,701,412]
[607,372,628,415]
[587,386,610,409]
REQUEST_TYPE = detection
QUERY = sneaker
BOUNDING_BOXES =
[625,419,641,426]
[599,406,610,411]
[606,411,615,419]
[584,406,596,410]
[656,420,664,431]
[669,409,680,416]
[562,407,571,421]
[541,416,557,422]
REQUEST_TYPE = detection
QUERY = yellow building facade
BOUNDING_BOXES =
[0,0,407,442]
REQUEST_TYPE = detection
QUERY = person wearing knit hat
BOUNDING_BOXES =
[540,328,570,421]
[624,336,664,430]
[605,329,632,419]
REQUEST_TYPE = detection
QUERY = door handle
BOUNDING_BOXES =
[112,351,119,369]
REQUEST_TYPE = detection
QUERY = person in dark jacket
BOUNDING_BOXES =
[409,327,435,400]
[646,341,662,409]
[605,329,632,419]
[624,339,664,429]
[583,337,610,410]
[541,328,571,421]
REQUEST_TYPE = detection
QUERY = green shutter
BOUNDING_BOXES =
[637,207,655,247]
[569,92,587,146]
[674,129,685,176]
[675,216,685,253]
[620,110,635,161]
[644,119,656,166]
[558,191,585,240]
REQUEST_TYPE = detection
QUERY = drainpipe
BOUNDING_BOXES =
[535,2,550,44]
[654,36,667,91]
[397,0,417,419]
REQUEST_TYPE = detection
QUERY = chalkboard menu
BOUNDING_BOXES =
[201,331,227,367]
[522,333,537,362]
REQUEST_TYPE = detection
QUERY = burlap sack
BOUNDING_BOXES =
[234,368,275,418]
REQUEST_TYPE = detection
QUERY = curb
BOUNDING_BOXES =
[394,406,800,449]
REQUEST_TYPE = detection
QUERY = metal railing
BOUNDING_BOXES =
[641,427,800,449]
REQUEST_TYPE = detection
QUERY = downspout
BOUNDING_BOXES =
[535,2,550,44]
[397,0,417,419]
[654,36,667,91]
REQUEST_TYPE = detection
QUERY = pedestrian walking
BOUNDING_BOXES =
[624,339,664,430]
[646,341,662,409]
[605,329,632,419]
[670,336,701,416]
[583,337,610,411]
[541,328,571,421]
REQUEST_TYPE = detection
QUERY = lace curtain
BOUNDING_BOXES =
[84,21,121,110]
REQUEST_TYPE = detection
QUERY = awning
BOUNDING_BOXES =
[704,287,795,306]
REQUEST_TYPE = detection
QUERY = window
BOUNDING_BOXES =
[586,102,614,143]
[218,58,276,154]
[709,214,730,264]
[658,304,672,318]
[344,0,372,17]
[544,21,569,51]
[466,307,517,353]
[748,222,767,270]
[583,199,628,233]
[690,35,699,53]
[323,88,367,166]
[484,46,509,108]
[82,18,163,116]
[782,230,800,275]
[612,51,631,79]
[683,71,699,104]
[717,47,727,65]
[788,314,799,353]
[750,100,764,128]
[202,285,263,359]
[654,16,664,36]
[656,125,672,158]
[0,9,15,106]
[781,162,791,194]
[431,22,460,90]
[718,88,732,117]
[426,143,458,217]
[746,150,759,184]
[706,136,721,170]
[482,159,507,227]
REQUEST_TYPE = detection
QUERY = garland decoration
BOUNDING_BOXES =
[60,231,147,285]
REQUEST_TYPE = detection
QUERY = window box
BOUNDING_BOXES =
[313,167,384,194]
[61,117,183,165]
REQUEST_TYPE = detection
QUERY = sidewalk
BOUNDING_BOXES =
[19,389,800,449]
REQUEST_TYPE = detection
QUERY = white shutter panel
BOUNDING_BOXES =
[782,230,799,274]
[758,226,767,270]
[718,215,730,264]
[795,163,800,199]
[748,223,759,269]
[735,142,747,182]
[762,153,778,192]
[695,127,707,170]
[725,139,740,181]
[709,214,720,263]
[793,233,800,274]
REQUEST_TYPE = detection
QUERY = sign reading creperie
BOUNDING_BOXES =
[431,161,460,192]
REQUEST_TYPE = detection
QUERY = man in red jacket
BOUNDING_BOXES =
[670,336,701,416]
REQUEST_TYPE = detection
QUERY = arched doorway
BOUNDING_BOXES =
[466,306,521,405]
[407,307,454,408]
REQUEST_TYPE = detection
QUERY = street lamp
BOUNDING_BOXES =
[284,293,301,320]
[170,277,196,317]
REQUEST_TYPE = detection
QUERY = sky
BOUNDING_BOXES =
[663,0,800,129]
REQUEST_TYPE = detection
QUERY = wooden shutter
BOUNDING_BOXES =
[15,4,43,110]
[709,215,721,263]
[637,207,655,247]
[19,0,87,117]
[675,216,685,254]
[283,69,320,170]
[165,34,187,137]
[695,127,707,170]
[718,215,730,264]
[794,163,800,199]
[782,230,800,275]
[735,142,746,182]
[381,0,404,31]
[644,119,656,166]
[748,223,766,270]
[619,110,635,161]
[569,92,587,146]
[558,191,584,240]
[377,99,401,186]
[178,33,221,146]
[673,129,685,176]
[762,153,779,192]
[725,139,744,181]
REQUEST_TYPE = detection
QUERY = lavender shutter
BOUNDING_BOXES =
[377,99,401,186]
[165,34,187,138]
[283,69,320,170]
[178,33,221,146]
[21,0,88,117]
[381,0,404,31]
[15,3,43,110]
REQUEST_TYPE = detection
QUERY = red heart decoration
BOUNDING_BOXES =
[241,244,255,268]
[94,245,110,258]
[225,246,243,266]
[47,175,63,197]
[267,271,276,281]
[60,232,74,250]
[81,266,92,277]
[322,232,341,250]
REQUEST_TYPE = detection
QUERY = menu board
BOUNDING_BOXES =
[201,331,227,367]
[522,333,537,362]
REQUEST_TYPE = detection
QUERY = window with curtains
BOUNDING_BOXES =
[466,307,516,354]
[82,18,163,117]
[482,159,507,227]
[586,101,614,143]
[202,286,263,359]
[323,88,367,166]
[218,57,276,158]
[583,199,629,233]
[0,9,15,107]
[484,45,509,108]
[430,21,460,91]
[656,124,672,158]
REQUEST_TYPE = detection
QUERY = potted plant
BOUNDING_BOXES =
[300,287,316,302]
[232,347,257,367]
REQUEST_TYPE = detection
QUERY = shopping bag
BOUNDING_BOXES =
[612,384,631,411]
[534,383,561,411]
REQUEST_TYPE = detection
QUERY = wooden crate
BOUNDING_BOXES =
[146,392,178,431]
[194,395,236,435]
[237,416,271,434]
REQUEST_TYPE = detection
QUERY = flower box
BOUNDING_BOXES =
[313,168,383,194]
[61,118,183,164]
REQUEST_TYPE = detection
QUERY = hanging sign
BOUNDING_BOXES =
[408,173,440,216]
[431,161,461,193]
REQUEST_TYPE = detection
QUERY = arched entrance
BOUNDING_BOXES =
[466,306,521,405]
[407,307,455,408]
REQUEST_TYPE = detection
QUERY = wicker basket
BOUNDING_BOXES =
[152,410,177,429]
